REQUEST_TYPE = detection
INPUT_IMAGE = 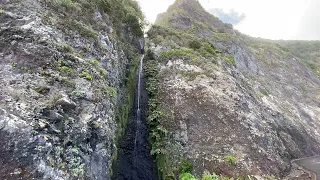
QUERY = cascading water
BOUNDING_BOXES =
[133,54,144,167]
[112,54,158,180]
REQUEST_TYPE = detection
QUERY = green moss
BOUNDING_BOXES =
[92,121,101,129]
[20,66,28,71]
[59,66,75,75]
[98,68,107,79]
[223,155,236,165]
[90,59,100,66]
[11,62,17,68]
[115,54,140,142]
[79,70,92,81]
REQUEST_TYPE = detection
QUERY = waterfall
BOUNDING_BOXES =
[134,54,144,167]
[112,54,157,180]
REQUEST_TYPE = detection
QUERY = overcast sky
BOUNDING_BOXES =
[137,0,320,40]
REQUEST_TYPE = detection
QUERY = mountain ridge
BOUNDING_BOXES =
[146,0,320,179]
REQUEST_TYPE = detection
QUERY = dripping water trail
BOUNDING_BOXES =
[133,54,144,168]
[112,54,158,180]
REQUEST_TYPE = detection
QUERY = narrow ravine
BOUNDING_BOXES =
[112,55,158,180]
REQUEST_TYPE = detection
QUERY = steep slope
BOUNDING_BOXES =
[276,40,320,78]
[146,0,320,179]
[0,0,144,179]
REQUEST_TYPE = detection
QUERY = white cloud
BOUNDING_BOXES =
[137,0,319,40]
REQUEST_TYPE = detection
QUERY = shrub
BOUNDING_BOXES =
[98,68,107,78]
[223,55,236,67]
[90,59,99,66]
[72,21,98,40]
[145,49,155,60]
[54,0,79,10]
[179,173,198,180]
[124,13,143,37]
[189,40,201,51]
[201,173,219,180]
[160,48,199,61]
[223,155,236,165]
[59,66,75,75]
[80,69,92,81]
[58,43,73,53]
[179,159,193,174]
[107,86,117,97]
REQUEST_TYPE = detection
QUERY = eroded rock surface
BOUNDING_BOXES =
[147,0,320,178]
[0,0,143,179]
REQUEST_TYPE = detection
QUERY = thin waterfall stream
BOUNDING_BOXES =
[112,54,158,180]
[133,54,144,167]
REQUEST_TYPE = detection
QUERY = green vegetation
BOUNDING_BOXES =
[277,40,320,77]
[180,173,198,180]
[145,50,233,180]
[79,69,93,81]
[72,21,98,40]
[59,66,75,75]
[98,68,107,79]
[58,43,73,53]
[260,88,270,96]
[179,158,193,174]
[116,54,140,136]
[90,59,100,66]
[189,40,201,51]
[144,51,169,179]
[71,90,86,99]
[223,55,236,67]
[223,155,236,165]
[54,0,79,11]
[201,173,219,180]
[36,86,50,95]
[107,86,117,97]
[60,78,76,88]
[179,71,202,81]
[11,62,17,68]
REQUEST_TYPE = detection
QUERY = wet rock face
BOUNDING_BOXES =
[0,0,142,179]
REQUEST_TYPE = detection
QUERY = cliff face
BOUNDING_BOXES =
[0,0,143,179]
[147,0,320,178]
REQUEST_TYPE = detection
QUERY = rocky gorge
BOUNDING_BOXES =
[0,0,320,179]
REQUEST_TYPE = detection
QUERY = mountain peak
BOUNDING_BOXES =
[155,0,233,33]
